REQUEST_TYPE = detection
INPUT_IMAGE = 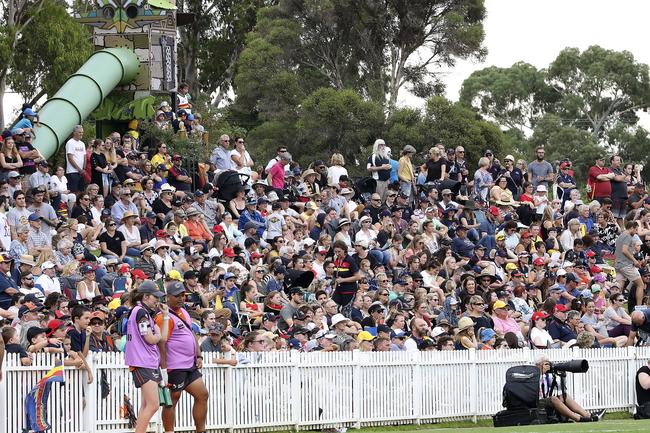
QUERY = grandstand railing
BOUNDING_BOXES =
[2,346,648,433]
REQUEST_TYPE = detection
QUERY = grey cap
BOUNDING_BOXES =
[166,281,185,296]
[403,145,416,154]
[137,280,165,297]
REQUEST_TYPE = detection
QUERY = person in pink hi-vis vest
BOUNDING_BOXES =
[156,280,209,433]
[124,281,168,433]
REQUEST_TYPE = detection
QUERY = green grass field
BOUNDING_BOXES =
[356,413,650,433]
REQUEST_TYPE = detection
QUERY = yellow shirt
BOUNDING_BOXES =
[398,156,414,182]
[151,153,171,170]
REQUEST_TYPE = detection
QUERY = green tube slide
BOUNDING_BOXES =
[32,47,140,159]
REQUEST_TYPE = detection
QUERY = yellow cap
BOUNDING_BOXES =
[356,331,375,342]
[505,263,517,271]
[167,270,184,282]
[493,300,507,310]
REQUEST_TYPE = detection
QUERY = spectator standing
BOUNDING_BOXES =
[268,152,292,190]
[65,125,86,193]
[367,139,391,200]
[210,135,234,171]
[398,145,416,202]
[527,146,554,190]
[610,155,628,222]
[587,155,614,201]
[616,221,645,311]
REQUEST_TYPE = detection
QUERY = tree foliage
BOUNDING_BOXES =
[8,0,92,99]
[459,61,556,132]
[547,45,650,139]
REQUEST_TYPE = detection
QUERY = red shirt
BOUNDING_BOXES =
[588,166,611,199]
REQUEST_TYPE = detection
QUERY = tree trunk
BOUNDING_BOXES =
[212,47,241,107]
[0,75,6,127]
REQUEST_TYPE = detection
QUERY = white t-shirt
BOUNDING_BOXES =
[35,274,61,296]
[530,327,554,348]
[65,138,86,174]
[119,224,141,246]
[49,175,68,194]
[265,212,285,239]
[327,166,348,185]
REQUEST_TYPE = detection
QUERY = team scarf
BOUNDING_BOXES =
[25,360,65,432]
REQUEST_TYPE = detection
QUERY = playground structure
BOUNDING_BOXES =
[31,0,181,159]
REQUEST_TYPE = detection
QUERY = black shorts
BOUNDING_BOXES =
[131,367,162,388]
[167,367,202,392]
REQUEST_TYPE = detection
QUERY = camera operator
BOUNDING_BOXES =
[628,309,650,346]
[536,356,605,422]
[635,359,650,418]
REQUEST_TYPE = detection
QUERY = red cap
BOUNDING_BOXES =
[554,304,569,312]
[89,311,106,321]
[46,319,65,337]
[119,263,131,273]
[318,249,328,255]
[172,154,182,161]
[521,231,531,239]
[155,229,169,238]
[560,162,569,169]
[488,206,499,216]
[533,258,544,266]
[590,265,602,274]
[213,224,224,233]
[531,311,550,322]
[131,269,147,280]
[585,250,596,258]
[223,247,236,257]
[250,252,262,259]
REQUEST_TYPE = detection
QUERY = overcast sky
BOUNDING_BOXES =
[4,0,650,127]
[399,0,650,109]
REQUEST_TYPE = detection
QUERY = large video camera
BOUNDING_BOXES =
[549,359,589,375]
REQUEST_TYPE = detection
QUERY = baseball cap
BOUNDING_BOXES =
[262,313,278,322]
[493,300,507,309]
[166,281,186,296]
[430,327,447,338]
[26,327,49,343]
[18,302,44,318]
[137,280,165,297]
[356,331,375,342]
[390,329,406,339]
[531,311,550,321]
[89,311,106,321]
[28,213,40,222]
[223,248,236,257]
[554,304,569,312]
[46,319,66,337]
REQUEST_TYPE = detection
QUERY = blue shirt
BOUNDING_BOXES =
[111,200,139,224]
[210,146,234,171]
[238,209,266,238]
[0,272,17,309]
[389,159,399,183]
[12,118,33,132]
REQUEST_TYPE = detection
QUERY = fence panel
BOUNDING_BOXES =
[2,348,648,433]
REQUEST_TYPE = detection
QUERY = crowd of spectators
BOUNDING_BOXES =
[3,95,650,375]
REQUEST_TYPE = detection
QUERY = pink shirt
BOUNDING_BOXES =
[492,315,521,336]
[270,161,285,189]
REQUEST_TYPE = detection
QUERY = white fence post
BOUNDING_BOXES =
[291,350,301,431]
[84,353,98,433]
[0,353,7,433]
[469,348,477,423]
[351,350,361,429]
[412,351,421,425]
[224,359,234,433]
[628,346,638,414]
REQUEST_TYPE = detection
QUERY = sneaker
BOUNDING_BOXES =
[579,416,593,422]
[591,409,606,421]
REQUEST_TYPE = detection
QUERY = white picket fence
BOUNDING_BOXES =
[2,347,650,433]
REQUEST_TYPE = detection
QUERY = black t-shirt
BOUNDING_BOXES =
[5,343,29,358]
[637,366,650,406]
[425,159,444,183]
[168,165,191,192]
[152,198,172,226]
[611,168,628,199]
[68,327,86,353]
[368,154,390,181]
[351,252,378,270]
[333,254,359,295]
[99,230,126,256]
[71,205,94,226]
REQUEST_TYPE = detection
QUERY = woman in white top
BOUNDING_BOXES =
[529,311,556,349]
[49,166,76,209]
[76,264,100,301]
[219,212,242,241]
[230,137,257,182]
[90,195,105,226]
[559,218,582,252]
[354,216,378,248]
[603,294,632,337]
[333,219,353,252]
[327,153,348,185]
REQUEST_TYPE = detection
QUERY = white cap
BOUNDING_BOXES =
[556,268,567,277]
[504,155,515,162]
[41,261,56,270]
[431,327,446,338]
[536,185,547,192]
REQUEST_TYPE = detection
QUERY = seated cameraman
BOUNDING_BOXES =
[635,359,650,418]
[536,356,605,422]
